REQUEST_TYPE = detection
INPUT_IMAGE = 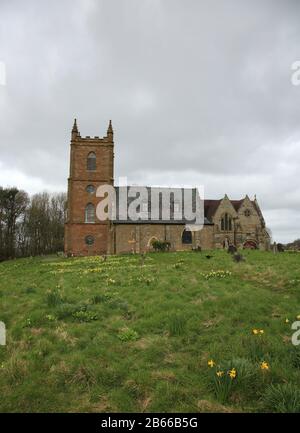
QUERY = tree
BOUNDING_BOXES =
[0,187,29,259]
[0,187,67,260]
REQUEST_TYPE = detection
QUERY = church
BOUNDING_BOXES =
[64,120,271,256]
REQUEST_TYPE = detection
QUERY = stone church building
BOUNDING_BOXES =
[64,120,270,256]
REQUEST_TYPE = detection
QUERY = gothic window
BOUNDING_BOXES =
[182,229,192,244]
[85,235,95,246]
[86,185,95,194]
[85,203,95,223]
[87,152,96,171]
[244,209,251,217]
[221,213,232,231]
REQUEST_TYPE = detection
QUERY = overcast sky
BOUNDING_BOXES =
[0,0,300,243]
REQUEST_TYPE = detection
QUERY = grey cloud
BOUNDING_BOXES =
[0,0,300,243]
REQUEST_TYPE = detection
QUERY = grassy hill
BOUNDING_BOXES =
[1,250,300,413]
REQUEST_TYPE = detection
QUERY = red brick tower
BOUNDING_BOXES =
[64,119,114,255]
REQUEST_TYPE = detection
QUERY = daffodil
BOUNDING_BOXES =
[285,318,289,323]
[252,329,259,335]
[259,329,264,334]
[208,359,215,368]
[297,315,300,320]
[260,361,269,371]
[216,371,224,377]
[228,368,237,379]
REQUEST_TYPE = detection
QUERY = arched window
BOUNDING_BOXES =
[85,203,95,223]
[87,152,96,171]
[221,213,232,231]
[86,184,95,194]
[182,229,192,244]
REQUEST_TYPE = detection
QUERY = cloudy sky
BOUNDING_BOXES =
[0,0,300,242]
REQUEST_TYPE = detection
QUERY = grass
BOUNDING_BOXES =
[0,249,300,412]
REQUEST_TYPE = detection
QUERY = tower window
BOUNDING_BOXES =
[87,152,96,171]
[86,184,95,194]
[85,235,95,246]
[85,203,95,223]
[221,213,232,231]
[182,229,192,244]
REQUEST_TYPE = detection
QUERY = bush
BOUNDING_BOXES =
[277,243,285,253]
[262,383,300,413]
[151,240,171,252]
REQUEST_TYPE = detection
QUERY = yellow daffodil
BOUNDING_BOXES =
[285,318,289,323]
[252,329,259,335]
[297,315,300,320]
[208,359,215,368]
[259,329,264,334]
[260,361,269,371]
[216,371,224,377]
[228,368,237,379]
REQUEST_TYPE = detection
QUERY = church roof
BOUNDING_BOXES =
[204,197,260,222]
[204,200,221,220]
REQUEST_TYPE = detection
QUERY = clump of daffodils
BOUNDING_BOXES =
[107,278,116,284]
[252,329,264,336]
[207,359,238,403]
[207,360,237,380]
[202,270,232,280]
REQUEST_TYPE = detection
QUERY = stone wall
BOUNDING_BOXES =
[112,223,214,254]
[211,195,270,250]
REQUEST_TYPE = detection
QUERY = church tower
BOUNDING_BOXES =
[64,119,114,255]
